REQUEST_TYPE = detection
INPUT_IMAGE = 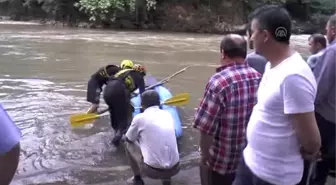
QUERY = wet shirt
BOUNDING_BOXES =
[0,104,21,154]
[87,65,146,104]
[87,65,121,104]
[193,62,261,175]
[123,70,146,96]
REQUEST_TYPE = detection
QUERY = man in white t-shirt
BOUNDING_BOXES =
[125,90,180,185]
[233,5,321,185]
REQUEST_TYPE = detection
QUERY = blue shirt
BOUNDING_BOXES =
[307,49,325,71]
[313,40,336,123]
[0,104,21,154]
[246,52,268,75]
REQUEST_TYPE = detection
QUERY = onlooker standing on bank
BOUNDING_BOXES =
[307,33,327,70]
[233,5,321,185]
[246,25,268,75]
[193,34,261,185]
[310,14,336,185]
[0,104,21,185]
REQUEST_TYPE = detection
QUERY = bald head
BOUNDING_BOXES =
[141,89,160,109]
[220,34,247,59]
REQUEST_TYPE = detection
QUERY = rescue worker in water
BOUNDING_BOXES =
[86,60,146,146]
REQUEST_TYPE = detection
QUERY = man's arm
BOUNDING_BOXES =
[87,70,104,101]
[86,66,113,113]
[133,72,145,95]
[193,80,223,163]
[282,74,321,156]
[313,48,336,105]
[125,115,141,143]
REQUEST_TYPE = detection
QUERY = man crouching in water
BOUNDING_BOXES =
[86,60,146,147]
[124,90,180,185]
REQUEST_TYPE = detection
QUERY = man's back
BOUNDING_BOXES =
[127,106,179,169]
[246,51,268,75]
[194,62,261,174]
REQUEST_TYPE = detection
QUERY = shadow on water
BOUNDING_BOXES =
[0,22,312,184]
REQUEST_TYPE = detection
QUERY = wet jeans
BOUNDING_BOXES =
[232,157,274,185]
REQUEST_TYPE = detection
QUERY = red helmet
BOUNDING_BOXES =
[133,64,146,75]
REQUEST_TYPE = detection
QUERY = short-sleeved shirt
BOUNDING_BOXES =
[126,106,179,169]
[0,104,21,154]
[193,62,261,175]
[244,52,317,185]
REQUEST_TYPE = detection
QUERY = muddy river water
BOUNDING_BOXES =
[0,21,311,185]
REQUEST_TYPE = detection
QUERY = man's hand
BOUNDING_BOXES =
[199,146,210,166]
[86,104,99,114]
[200,155,210,166]
[300,146,321,161]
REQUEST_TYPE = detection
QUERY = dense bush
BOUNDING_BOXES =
[0,0,334,33]
[74,0,157,23]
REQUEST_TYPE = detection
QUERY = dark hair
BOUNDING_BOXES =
[309,33,327,48]
[220,35,247,58]
[141,89,160,108]
[248,5,292,44]
[329,14,336,27]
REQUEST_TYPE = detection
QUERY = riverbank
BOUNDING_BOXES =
[0,0,332,35]
[0,15,327,36]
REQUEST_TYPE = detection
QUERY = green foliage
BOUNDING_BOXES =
[74,0,126,22]
[310,0,335,15]
[146,0,156,11]
[74,0,157,23]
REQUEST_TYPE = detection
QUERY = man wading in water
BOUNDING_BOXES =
[86,60,146,146]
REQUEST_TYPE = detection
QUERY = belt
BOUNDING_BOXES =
[144,162,179,171]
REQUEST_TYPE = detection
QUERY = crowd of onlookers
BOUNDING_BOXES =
[194,5,335,185]
[0,4,335,185]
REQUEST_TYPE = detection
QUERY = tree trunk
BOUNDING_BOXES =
[135,0,147,26]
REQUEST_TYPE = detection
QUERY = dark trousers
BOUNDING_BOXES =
[199,163,235,185]
[233,158,274,185]
[298,112,335,185]
[103,79,132,134]
[297,160,312,185]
